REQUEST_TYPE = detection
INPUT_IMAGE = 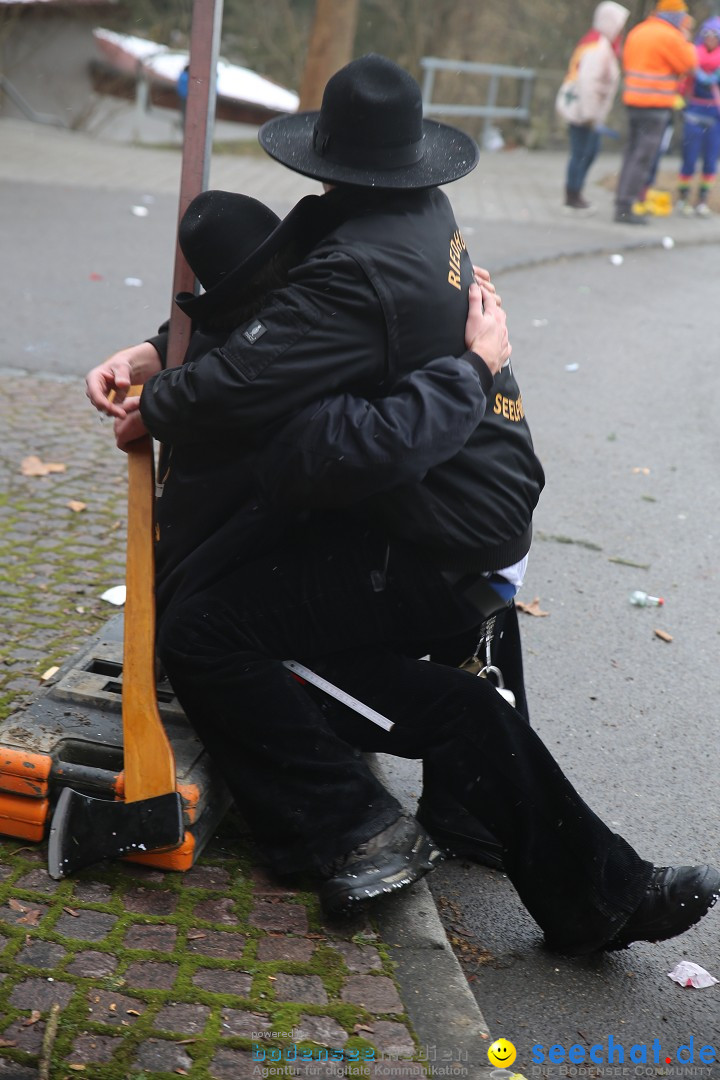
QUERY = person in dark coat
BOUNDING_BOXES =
[87,180,517,869]
[87,55,719,954]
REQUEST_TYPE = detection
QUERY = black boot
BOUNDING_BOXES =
[602,865,720,951]
[614,204,648,225]
[318,814,442,918]
[565,187,592,210]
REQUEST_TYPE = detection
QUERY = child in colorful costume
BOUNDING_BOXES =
[677,17,720,216]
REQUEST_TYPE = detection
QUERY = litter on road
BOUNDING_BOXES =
[667,961,718,988]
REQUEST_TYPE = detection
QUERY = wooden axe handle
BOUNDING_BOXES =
[123,404,176,803]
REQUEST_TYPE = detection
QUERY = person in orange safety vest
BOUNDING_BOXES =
[614,0,695,223]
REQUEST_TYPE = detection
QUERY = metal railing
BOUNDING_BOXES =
[0,74,64,127]
[420,57,536,146]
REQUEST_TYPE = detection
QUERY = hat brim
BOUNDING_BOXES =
[175,194,325,319]
[259,112,480,189]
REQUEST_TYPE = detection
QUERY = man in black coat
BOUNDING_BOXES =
[89,55,719,954]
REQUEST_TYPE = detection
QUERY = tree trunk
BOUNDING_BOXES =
[298,0,360,110]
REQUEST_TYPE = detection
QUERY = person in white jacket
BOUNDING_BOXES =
[556,1,630,209]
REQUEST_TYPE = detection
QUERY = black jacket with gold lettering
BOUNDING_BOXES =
[141,185,545,603]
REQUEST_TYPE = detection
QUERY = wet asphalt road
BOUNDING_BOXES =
[428,242,720,1077]
[0,180,177,374]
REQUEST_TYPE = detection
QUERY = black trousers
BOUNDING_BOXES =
[616,106,672,213]
[158,515,651,953]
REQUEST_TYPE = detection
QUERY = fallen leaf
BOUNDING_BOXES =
[63,907,80,917]
[632,467,650,475]
[187,930,206,940]
[23,1010,42,1026]
[18,909,42,926]
[8,898,28,912]
[20,455,66,477]
[69,1066,86,1072]
[0,1038,17,1047]
[126,1009,141,1016]
[41,666,59,681]
[67,500,87,513]
[654,629,673,643]
[108,1002,117,1012]
[515,597,549,618]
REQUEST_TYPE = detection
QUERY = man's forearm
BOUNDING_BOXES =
[253,352,492,508]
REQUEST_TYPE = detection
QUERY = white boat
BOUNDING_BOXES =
[91,27,299,123]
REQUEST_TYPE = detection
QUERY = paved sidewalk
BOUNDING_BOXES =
[3,116,720,261]
[1,115,719,1079]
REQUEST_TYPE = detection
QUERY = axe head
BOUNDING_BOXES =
[48,787,184,880]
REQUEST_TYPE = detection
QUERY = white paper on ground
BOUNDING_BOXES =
[667,961,718,989]
[100,585,126,606]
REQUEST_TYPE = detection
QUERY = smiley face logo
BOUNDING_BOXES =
[488,1039,517,1068]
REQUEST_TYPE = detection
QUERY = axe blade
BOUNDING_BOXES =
[48,787,184,880]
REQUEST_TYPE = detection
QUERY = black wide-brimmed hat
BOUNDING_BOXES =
[259,53,479,190]
[175,189,327,319]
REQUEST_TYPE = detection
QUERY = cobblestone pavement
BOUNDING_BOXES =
[0,835,423,1080]
[0,371,439,1079]
[0,371,128,713]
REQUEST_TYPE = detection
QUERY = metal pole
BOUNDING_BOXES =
[421,63,435,112]
[166,0,225,370]
[484,72,499,148]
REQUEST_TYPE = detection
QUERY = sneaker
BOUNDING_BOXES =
[603,864,720,951]
[417,798,505,870]
[675,199,694,217]
[318,814,442,918]
[695,202,712,218]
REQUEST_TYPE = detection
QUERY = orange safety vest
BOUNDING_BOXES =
[622,16,696,108]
